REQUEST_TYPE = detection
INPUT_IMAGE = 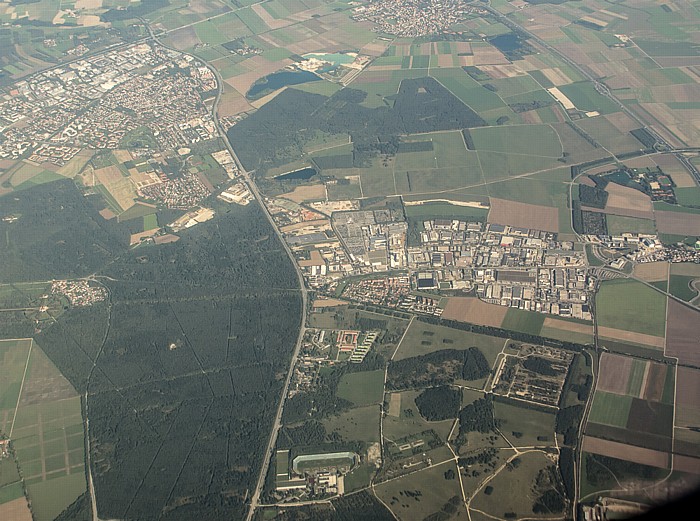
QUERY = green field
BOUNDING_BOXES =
[471,451,557,518]
[540,325,594,345]
[322,405,380,443]
[143,213,158,232]
[595,279,667,338]
[626,359,647,397]
[476,150,560,182]
[382,390,455,442]
[0,339,86,519]
[0,339,31,412]
[606,215,656,235]
[588,391,633,427]
[0,481,24,504]
[669,275,698,302]
[430,68,507,112]
[469,124,562,158]
[674,187,700,206]
[26,473,86,521]
[375,460,467,520]
[501,308,545,336]
[394,321,504,367]
[558,82,619,114]
[335,370,385,407]
[493,401,556,446]
[404,202,489,221]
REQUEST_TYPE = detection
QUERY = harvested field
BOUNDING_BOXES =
[387,393,401,418]
[634,262,669,282]
[311,297,348,308]
[642,363,668,403]
[541,67,572,86]
[582,436,669,469]
[488,198,559,232]
[597,353,633,396]
[598,326,665,349]
[440,297,507,328]
[676,367,700,409]
[605,183,653,218]
[653,154,697,188]
[656,210,700,235]
[0,497,33,521]
[217,91,253,117]
[280,184,326,203]
[542,317,593,335]
[674,455,700,474]
[93,165,136,211]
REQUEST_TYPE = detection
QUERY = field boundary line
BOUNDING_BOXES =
[9,338,33,438]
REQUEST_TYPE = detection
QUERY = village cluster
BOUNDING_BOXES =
[352,0,486,37]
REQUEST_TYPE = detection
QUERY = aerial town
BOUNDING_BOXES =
[352,0,486,37]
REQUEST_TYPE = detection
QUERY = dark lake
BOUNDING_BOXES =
[274,167,318,181]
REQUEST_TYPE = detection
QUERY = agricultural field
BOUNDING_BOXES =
[595,279,667,342]
[0,339,86,521]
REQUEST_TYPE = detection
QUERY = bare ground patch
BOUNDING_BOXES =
[598,326,664,348]
[542,317,593,335]
[281,184,326,203]
[582,436,669,469]
[441,297,507,328]
[312,297,348,309]
[634,262,669,282]
[0,497,33,521]
[665,300,700,366]
[597,353,632,395]
[656,211,700,236]
[488,198,559,232]
[675,454,700,474]
[387,393,401,417]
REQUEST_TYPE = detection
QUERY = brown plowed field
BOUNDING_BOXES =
[666,300,700,366]
[674,454,700,474]
[488,198,559,232]
[597,353,632,395]
[0,498,33,521]
[642,363,667,402]
[634,262,669,282]
[542,317,594,335]
[598,326,665,349]
[656,210,700,236]
[441,297,507,328]
[582,436,669,469]
[676,367,700,408]
[281,184,326,203]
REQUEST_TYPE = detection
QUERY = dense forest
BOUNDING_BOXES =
[458,397,497,440]
[415,386,461,421]
[227,79,486,174]
[387,347,490,390]
[3,181,302,520]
